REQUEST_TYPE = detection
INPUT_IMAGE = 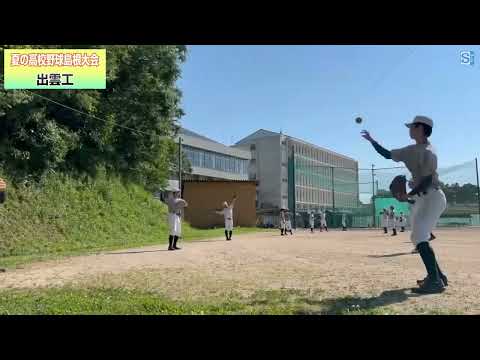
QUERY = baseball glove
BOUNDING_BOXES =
[389,175,409,202]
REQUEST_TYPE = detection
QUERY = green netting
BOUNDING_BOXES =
[374,197,410,227]
[289,158,479,228]
[374,197,410,214]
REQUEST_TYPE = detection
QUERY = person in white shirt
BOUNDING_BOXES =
[165,189,188,251]
[215,195,237,241]
[388,205,397,236]
[280,208,287,236]
[381,209,389,234]
[341,213,347,231]
[399,212,406,232]
[285,211,293,235]
[320,210,328,232]
[309,212,315,233]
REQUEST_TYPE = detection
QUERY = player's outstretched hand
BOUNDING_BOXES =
[361,130,374,143]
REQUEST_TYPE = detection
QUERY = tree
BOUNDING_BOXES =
[0,45,187,190]
[440,182,478,204]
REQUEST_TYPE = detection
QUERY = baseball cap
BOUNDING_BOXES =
[405,115,433,128]
[164,180,180,192]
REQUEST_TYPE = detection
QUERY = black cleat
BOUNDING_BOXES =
[417,275,448,287]
[168,246,174,251]
[430,233,436,241]
[411,279,445,294]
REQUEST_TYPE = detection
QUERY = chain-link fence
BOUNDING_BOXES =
[355,159,480,228]
[280,158,480,230]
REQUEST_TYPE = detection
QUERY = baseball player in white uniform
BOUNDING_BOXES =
[309,212,315,233]
[381,209,388,234]
[285,212,293,235]
[362,115,448,294]
[341,213,347,231]
[399,212,406,232]
[165,187,188,251]
[280,208,287,235]
[320,210,328,232]
[215,195,237,241]
[388,205,397,236]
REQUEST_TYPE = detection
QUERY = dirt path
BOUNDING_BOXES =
[1,228,480,313]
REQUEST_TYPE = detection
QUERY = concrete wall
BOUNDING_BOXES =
[257,135,282,209]
[237,135,284,210]
[182,181,257,229]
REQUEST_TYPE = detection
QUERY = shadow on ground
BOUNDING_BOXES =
[367,252,413,258]
[105,249,171,255]
[294,288,425,314]
[104,239,229,255]
[191,239,230,243]
[242,287,427,315]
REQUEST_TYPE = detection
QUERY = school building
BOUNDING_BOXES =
[169,127,359,229]
[234,129,360,227]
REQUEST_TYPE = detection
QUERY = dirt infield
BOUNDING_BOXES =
[1,228,480,314]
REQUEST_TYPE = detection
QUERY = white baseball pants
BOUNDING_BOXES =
[409,189,446,246]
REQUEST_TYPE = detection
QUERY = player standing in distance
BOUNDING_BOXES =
[341,213,347,231]
[215,195,237,241]
[320,209,328,232]
[381,208,388,234]
[285,211,293,235]
[389,205,397,236]
[309,211,315,233]
[165,187,188,251]
[280,208,287,236]
[399,211,406,232]
[362,116,448,294]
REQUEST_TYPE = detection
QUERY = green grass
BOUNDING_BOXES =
[0,172,268,268]
[0,288,302,315]
[0,287,464,315]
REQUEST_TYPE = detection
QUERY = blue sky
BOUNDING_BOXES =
[178,45,479,174]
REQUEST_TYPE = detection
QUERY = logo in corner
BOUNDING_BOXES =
[460,50,475,66]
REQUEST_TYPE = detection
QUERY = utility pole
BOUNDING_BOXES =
[179,137,183,196]
[372,164,376,227]
[292,150,297,229]
[331,166,336,211]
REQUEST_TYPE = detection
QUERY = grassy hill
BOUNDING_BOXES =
[0,171,263,268]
